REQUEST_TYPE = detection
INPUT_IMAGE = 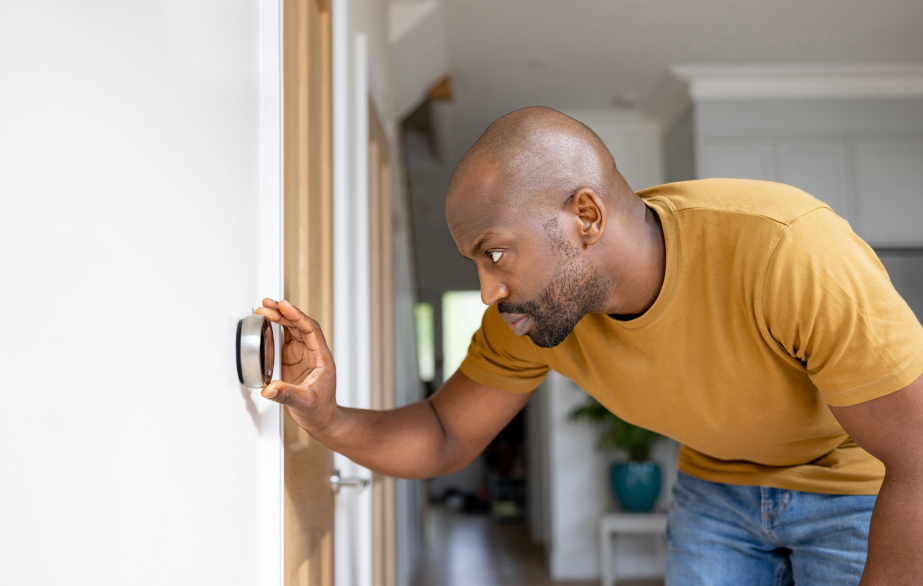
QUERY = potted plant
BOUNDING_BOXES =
[568,397,663,512]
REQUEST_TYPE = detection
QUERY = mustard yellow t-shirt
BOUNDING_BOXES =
[459,178,923,495]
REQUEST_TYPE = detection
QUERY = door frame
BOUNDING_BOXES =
[281,0,336,581]
[260,6,389,586]
[332,31,376,586]
[259,1,285,585]
[368,97,396,586]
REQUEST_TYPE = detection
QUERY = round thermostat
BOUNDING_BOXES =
[236,314,275,388]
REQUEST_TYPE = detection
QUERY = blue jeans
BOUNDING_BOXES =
[665,472,876,586]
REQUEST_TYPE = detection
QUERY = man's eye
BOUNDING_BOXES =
[488,251,503,263]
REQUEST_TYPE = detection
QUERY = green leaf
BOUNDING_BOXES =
[567,396,661,461]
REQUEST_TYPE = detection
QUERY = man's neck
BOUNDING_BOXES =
[598,202,666,317]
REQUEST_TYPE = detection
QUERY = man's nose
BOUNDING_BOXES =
[479,268,509,306]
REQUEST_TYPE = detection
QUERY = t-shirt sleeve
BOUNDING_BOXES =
[761,208,923,407]
[458,304,550,394]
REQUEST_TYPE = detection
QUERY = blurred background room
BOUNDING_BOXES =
[399,2,923,585]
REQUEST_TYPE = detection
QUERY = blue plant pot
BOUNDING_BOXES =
[611,461,662,512]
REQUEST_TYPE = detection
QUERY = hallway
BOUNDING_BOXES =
[412,506,664,586]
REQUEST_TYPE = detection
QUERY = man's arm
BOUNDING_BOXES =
[255,298,532,479]
[829,372,923,585]
[312,370,531,479]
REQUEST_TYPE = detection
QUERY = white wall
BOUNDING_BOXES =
[0,1,266,584]
[389,1,448,119]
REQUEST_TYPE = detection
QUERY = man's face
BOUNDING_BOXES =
[494,217,609,347]
[447,172,609,348]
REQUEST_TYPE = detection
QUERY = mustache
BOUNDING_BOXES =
[498,299,539,316]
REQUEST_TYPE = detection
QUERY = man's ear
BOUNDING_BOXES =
[568,188,606,247]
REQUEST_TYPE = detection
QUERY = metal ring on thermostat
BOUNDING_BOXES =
[237,314,274,388]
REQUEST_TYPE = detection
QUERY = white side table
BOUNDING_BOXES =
[598,512,668,586]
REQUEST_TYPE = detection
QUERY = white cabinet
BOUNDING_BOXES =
[668,99,923,247]
[700,138,856,227]
[878,252,923,319]
[853,138,923,246]
[776,140,853,226]
[701,139,774,181]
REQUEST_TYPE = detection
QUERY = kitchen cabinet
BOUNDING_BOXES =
[666,97,923,247]
[878,251,923,319]
[777,140,852,225]
[853,138,923,246]
[701,139,774,182]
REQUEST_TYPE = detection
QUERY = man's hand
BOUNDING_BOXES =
[253,298,533,480]
[255,298,338,433]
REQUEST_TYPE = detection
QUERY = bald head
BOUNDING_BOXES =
[447,107,631,214]
[444,108,665,342]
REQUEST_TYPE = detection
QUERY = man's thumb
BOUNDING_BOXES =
[261,381,300,406]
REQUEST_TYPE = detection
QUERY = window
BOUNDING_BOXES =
[415,302,435,382]
[442,291,487,380]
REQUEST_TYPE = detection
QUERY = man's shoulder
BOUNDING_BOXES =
[637,179,830,226]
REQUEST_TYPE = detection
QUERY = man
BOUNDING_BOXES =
[256,107,923,585]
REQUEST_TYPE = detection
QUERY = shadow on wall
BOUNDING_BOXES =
[239,384,261,431]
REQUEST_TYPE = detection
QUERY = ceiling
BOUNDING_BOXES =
[433,0,923,157]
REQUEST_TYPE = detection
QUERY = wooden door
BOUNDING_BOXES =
[282,0,334,585]
[368,103,397,586]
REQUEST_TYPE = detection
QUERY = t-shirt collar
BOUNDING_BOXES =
[606,196,679,330]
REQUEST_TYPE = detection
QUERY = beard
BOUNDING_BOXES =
[498,218,610,348]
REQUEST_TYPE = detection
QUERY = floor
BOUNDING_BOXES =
[411,505,664,586]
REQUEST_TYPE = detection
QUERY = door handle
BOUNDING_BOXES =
[330,470,370,494]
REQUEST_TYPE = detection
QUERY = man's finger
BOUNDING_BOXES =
[257,308,304,341]
[277,300,331,355]
[262,298,279,309]
[255,307,297,328]
[277,299,314,328]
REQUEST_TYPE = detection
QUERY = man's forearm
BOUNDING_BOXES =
[860,470,923,585]
[305,401,464,479]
